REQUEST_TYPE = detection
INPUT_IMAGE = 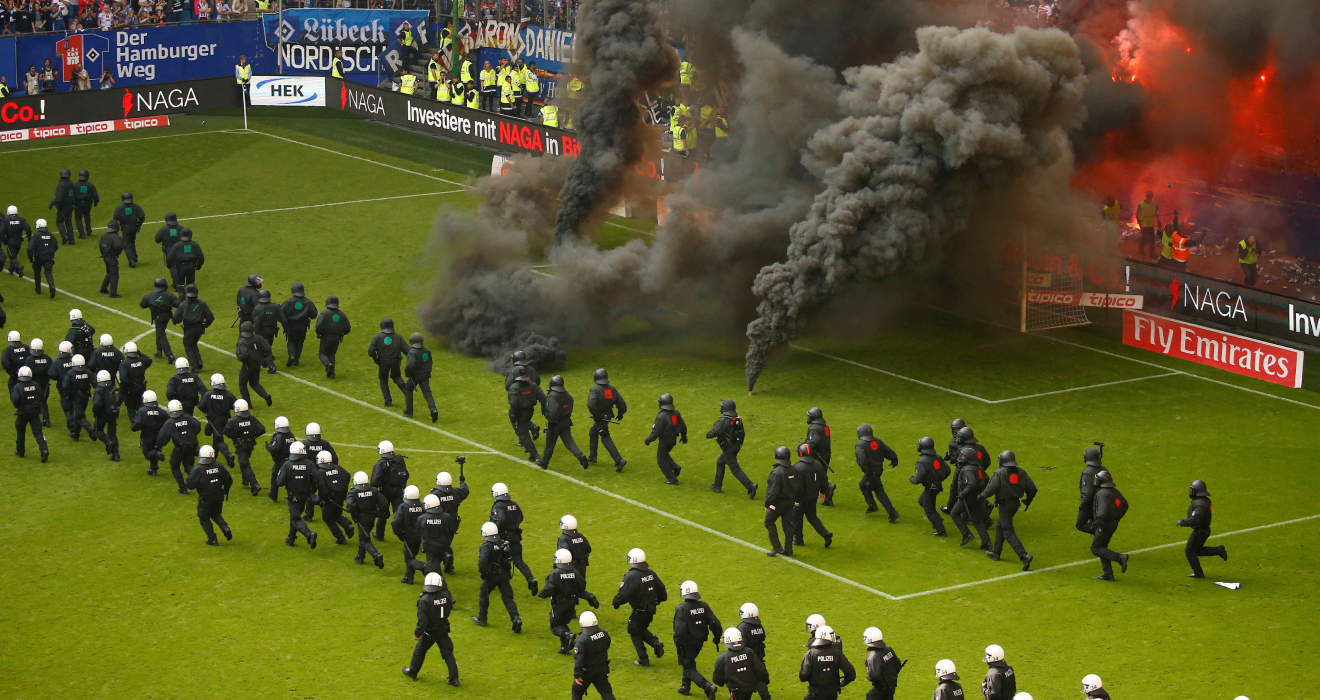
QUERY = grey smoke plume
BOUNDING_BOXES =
[553,0,679,243]
[1144,0,1320,76]
[743,26,1088,388]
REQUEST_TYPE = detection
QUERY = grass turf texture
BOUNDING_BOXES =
[1,112,1317,699]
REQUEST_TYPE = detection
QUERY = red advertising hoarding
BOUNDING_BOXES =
[1123,310,1305,388]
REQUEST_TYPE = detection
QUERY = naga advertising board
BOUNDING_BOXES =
[0,77,236,132]
[249,76,327,106]
[1123,310,1305,388]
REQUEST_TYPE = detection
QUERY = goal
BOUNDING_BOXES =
[1019,237,1091,332]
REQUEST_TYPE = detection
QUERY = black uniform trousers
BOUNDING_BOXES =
[66,394,94,438]
[656,440,680,481]
[152,314,175,360]
[169,444,198,489]
[627,607,662,661]
[549,599,576,649]
[286,495,315,540]
[541,422,585,464]
[919,489,947,534]
[197,497,228,539]
[181,325,205,371]
[141,436,160,472]
[122,232,138,266]
[33,255,55,295]
[15,411,48,455]
[573,673,616,700]
[993,498,1030,560]
[375,487,403,538]
[1076,501,1094,534]
[54,206,73,243]
[951,498,991,547]
[866,686,896,700]
[588,419,623,465]
[806,687,841,700]
[423,545,452,576]
[99,256,120,295]
[121,383,144,417]
[234,442,257,487]
[1091,520,1123,576]
[860,472,899,518]
[238,362,270,404]
[410,629,459,681]
[3,241,22,274]
[318,334,342,374]
[92,412,118,453]
[506,533,536,584]
[284,324,308,364]
[675,638,712,691]
[377,360,406,405]
[794,499,831,543]
[765,502,795,554]
[1185,529,1222,577]
[354,514,382,559]
[74,205,92,239]
[320,493,352,540]
[714,447,755,492]
[403,376,435,415]
[402,536,425,578]
[205,419,233,461]
[170,262,196,293]
[478,576,519,621]
[33,383,51,425]
[512,406,539,460]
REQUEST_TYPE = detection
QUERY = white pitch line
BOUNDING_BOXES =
[338,442,497,455]
[602,220,655,236]
[250,129,471,189]
[791,344,994,403]
[892,512,1320,600]
[988,372,1181,403]
[23,276,903,601]
[0,129,228,154]
[127,328,156,344]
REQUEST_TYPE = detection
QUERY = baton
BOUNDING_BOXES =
[230,313,240,329]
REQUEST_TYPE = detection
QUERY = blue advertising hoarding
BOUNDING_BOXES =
[262,9,427,77]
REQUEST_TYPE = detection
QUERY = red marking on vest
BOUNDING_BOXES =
[870,440,878,450]
[671,415,678,425]
[824,427,830,437]
[1115,498,1122,507]
[603,389,613,399]
[521,390,530,395]
[933,461,941,470]
[1009,474,1019,484]
[978,470,984,479]
[977,451,983,459]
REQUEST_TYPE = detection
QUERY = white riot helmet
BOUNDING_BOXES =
[554,548,573,565]
[1082,675,1103,693]
[436,471,452,487]
[122,341,136,354]
[17,366,32,379]
[306,422,321,437]
[6,331,18,342]
[423,494,441,511]
[627,548,646,566]
[806,614,826,633]
[174,357,190,371]
[29,338,43,351]
[35,218,48,229]
[167,399,183,414]
[198,445,217,462]
[96,370,111,383]
[289,441,306,455]
[233,399,249,413]
[6,205,15,215]
[353,471,369,486]
[143,390,158,404]
[58,341,72,354]
[579,610,598,628]
[210,373,225,386]
[480,522,499,540]
[936,659,958,680]
[984,645,1005,663]
[863,627,884,646]
[739,603,759,620]
[403,485,420,500]
[377,440,394,455]
[69,308,82,321]
[491,482,509,499]
[423,571,444,592]
[316,451,333,464]
[812,626,836,645]
[1014,694,1034,700]
[680,580,699,599]
[99,334,113,346]
[722,627,743,646]
[71,354,85,367]
[274,416,290,431]
[559,514,577,531]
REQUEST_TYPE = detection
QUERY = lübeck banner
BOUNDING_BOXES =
[1123,310,1305,388]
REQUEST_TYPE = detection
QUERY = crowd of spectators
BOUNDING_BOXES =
[1,0,251,34]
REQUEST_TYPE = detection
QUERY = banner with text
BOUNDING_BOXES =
[1123,310,1305,388]
[249,75,327,106]
[263,9,429,48]
[0,77,236,131]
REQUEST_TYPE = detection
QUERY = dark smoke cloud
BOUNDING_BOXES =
[553,0,679,243]
[1070,35,1149,161]
[1144,0,1320,76]
[743,26,1088,388]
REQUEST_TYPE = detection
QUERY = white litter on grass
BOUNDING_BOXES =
[1215,582,1241,590]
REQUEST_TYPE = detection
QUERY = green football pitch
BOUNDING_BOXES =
[1,111,1316,700]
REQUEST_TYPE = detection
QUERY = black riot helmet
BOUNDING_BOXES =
[806,407,823,422]
[326,295,339,309]
[773,446,792,466]
[185,283,199,299]
[179,228,193,241]
[105,219,120,233]
[917,436,937,455]
[247,273,262,288]
[1083,447,1103,467]
[409,332,424,347]
[512,365,531,383]
[958,446,979,463]
[998,450,1017,467]
[593,367,609,385]
[950,418,966,436]
[957,426,975,442]
[239,321,254,337]
[658,393,674,410]
[154,277,167,289]
[857,423,875,440]
[511,349,527,364]
[77,169,89,181]
[165,212,178,224]
[549,374,564,389]
[121,192,133,204]
[1094,470,1115,488]
[1190,479,1209,498]
[797,443,813,458]
[59,168,70,179]
[291,282,305,297]
[719,398,736,416]
[257,289,271,302]
[380,317,394,330]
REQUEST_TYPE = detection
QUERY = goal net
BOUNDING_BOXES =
[1019,249,1091,332]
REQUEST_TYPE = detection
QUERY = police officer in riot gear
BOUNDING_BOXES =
[1077,447,1105,534]
[28,220,59,298]
[805,407,838,507]
[1178,479,1227,578]
[393,485,427,583]
[140,278,178,361]
[765,446,800,556]
[165,357,202,416]
[736,603,766,663]
[235,321,275,408]
[156,399,201,494]
[586,368,627,470]
[61,354,95,441]
[490,481,538,592]
[301,422,337,466]
[981,451,1037,570]
[108,192,143,267]
[402,332,438,421]
[90,369,121,461]
[132,390,167,476]
[172,285,214,371]
[117,341,151,416]
[793,443,832,547]
[645,393,687,484]
[97,220,124,297]
[166,229,204,293]
[673,580,721,699]
[932,660,962,700]
[154,213,182,267]
[345,471,389,566]
[504,349,542,438]
[186,445,233,545]
[24,339,53,428]
[1081,674,1108,699]
[612,547,667,666]
[707,399,756,497]
[431,469,470,564]
[474,521,523,633]
[557,515,591,583]
[68,316,98,374]
[573,611,614,700]
[981,645,1016,700]
[800,625,855,700]
[863,627,902,700]
[278,283,316,367]
[198,373,237,468]
[265,416,297,501]
[370,440,410,534]
[508,366,545,462]
[276,441,318,549]
[403,571,460,686]
[71,171,99,240]
[89,334,123,383]
[540,375,589,469]
[714,627,769,700]
[1090,470,1130,580]
[1,205,32,277]
[2,330,30,392]
[236,273,263,325]
[222,399,265,495]
[49,342,76,436]
[856,424,900,520]
[11,366,50,461]
[910,437,949,536]
[539,548,600,654]
[315,296,351,378]
[945,446,991,549]
[944,419,965,465]
[311,450,353,544]
[418,493,459,575]
[367,317,408,407]
[49,168,76,244]
[251,289,282,346]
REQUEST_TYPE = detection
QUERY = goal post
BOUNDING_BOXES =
[1019,231,1091,333]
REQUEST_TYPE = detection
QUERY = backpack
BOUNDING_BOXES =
[1109,487,1130,521]
[725,416,744,448]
